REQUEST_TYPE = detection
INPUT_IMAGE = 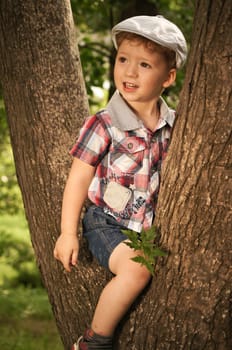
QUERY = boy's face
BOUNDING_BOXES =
[114,39,176,107]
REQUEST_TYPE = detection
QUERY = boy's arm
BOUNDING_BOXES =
[54,157,95,272]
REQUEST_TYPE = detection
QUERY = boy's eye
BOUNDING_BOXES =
[140,62,151,68]
[118,56,127,63]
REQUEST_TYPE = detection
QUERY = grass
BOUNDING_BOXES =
[0,214,63,350]
[0,287,63,350]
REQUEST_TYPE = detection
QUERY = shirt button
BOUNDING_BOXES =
[127,142,133,149]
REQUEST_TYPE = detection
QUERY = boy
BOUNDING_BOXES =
[54,15,187,350]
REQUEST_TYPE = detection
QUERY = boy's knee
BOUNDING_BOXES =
[126,263,151,290]
[137,266,151,286]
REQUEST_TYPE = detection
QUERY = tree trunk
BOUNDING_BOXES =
[0,1,110,348]
[0,0,231,350]
[116,1,232,349]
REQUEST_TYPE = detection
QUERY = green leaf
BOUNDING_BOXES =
[122,226,167,276]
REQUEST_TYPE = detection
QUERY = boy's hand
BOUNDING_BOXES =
[53,233,79,272]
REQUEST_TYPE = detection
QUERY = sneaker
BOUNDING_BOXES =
[71,336,84,350]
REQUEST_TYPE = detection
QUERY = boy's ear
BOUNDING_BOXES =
[163,69,176,88]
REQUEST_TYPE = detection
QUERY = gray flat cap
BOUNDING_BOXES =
[112,15,187,68]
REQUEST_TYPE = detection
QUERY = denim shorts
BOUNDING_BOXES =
[82,205,128,269]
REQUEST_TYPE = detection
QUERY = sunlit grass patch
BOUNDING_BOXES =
[0,215,63,349]
[0,320,63,350]
[0,287,63,349]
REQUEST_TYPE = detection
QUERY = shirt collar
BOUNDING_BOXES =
[106,90,175,131]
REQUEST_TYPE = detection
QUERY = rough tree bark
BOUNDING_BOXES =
[116,1,231,349]
[0,1,108,348]
[0,1,231,350]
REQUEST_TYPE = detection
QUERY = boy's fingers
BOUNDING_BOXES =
[71,249,78,266]
[53,247,78,271]
[53,248,59,260]
[63,256,71,272]
[55,252,71,272]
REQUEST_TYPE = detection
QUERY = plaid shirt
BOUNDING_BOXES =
[71,91,175,232]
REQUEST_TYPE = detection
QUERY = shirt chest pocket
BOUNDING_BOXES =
[109,137,146,174]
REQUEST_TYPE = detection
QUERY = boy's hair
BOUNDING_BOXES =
[116,31,176,69]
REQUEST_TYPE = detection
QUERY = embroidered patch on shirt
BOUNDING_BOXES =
[103,181,132,211]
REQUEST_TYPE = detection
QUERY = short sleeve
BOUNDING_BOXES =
[70,113,112,166]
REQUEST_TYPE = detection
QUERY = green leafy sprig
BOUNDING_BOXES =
[123,226,167,275]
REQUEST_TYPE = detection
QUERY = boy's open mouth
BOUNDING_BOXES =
[123,82,138,89]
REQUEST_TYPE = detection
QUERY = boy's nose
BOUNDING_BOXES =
[126,63,138,77]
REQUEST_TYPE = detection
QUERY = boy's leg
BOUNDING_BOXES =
[90,241,151,336]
